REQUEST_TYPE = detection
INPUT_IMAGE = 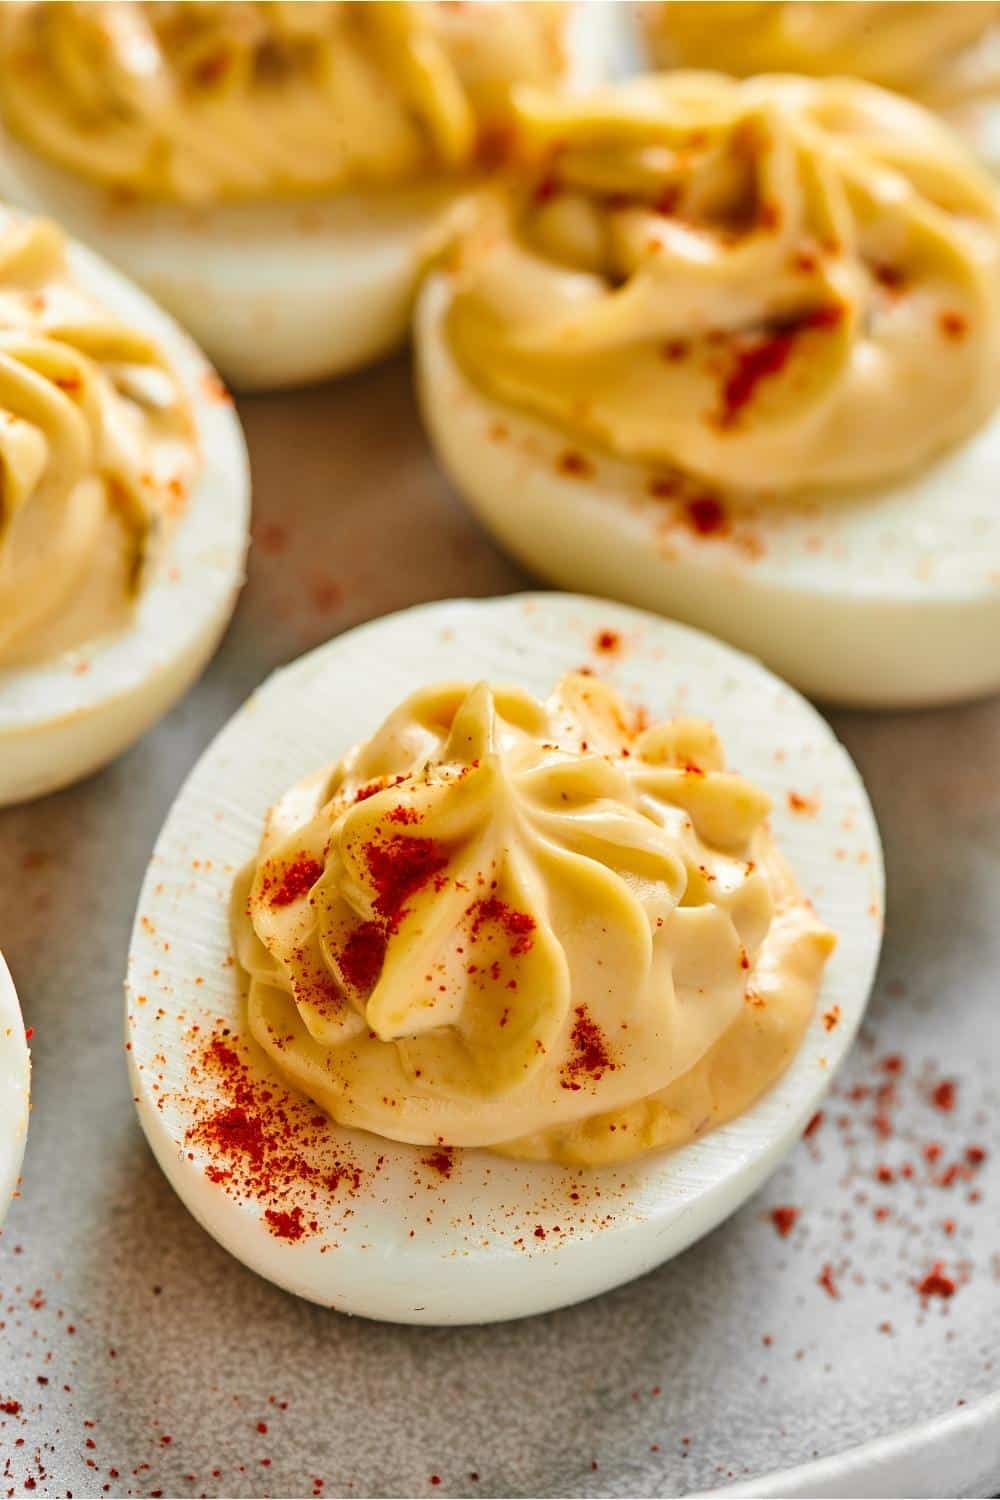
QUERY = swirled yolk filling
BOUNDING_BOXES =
[0,1,569,204]
[642,4,1000,116]
[443,73,1000,499]
[233,673,835,1167]
[0,213,196,668]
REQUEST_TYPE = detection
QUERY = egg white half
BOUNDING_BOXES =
[416,273,1000,710]
[0,4,616,391]
[126,592,882,1325]
[0,215,251,808]
[0,952,30,1226]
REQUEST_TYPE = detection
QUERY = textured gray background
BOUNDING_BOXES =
[0,357,998,1498]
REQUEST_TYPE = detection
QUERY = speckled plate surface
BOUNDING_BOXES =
[0,359,998,1499]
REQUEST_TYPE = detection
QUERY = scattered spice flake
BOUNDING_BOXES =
[655,183,682,216]
[817,1263,840,1300]
[932,1079,957,1112]
[823,1005,841,1032]
[184,1028,363,1243]
[265,855,323,909]
[560,1005,614,1091]
[683,495,728,537]
[803,1110,824,1138]
[593,628,621,653]
[661,339,689,362]
[938,310,967,341]
[770,1205,799,1238]
[648,474,678,500]
[386,805,421,825]
[193,49,230,86]
[787,791,818,815]
[310,574,343,614]
[264,1206,307,1242]
[557,449,594,479]
[422,1148,454,1180]
[0,1399,21,1415]
[467,896,535,956]
[364,834,448,933]
[255,520,289,554]
[336,921,386,994]
[354,775,405,804]
[201,370,233,404]
[916,1262,957,1300]
[873,263,906,292]
[475,121,515,170]
[719,305,842,427]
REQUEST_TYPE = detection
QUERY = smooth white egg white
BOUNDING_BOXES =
[416,273,1000,709]
[0,5,616,392]
[126,593,882,1325]
[0,952,30,1226]
[0,221,251,808]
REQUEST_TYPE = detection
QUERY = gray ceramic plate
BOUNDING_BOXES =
[0,361,997,1499]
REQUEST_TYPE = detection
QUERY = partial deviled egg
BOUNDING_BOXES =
[0,206,249,807]
[0,952,30,1224]
[637,3,1000,175]
[126,594,882,1325]
[0,1,608,390]
[416,74,1000,708]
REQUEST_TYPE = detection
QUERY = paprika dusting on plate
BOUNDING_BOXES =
[931,1078,957,1111]
[770,1205,799,1238]
[916,1262,957,1299]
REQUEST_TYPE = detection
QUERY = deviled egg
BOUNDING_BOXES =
[0,952,30,1225]
[638,3,1000,173]
[126,594,882,1324]
[416,74,1000,707]
[0,205,249,807]
[0,1,604,390]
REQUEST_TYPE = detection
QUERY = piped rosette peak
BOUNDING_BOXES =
[234,673,834,1166]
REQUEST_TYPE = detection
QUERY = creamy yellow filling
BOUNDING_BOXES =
[444,73,1000,498]
[642,4,1000,113]
[0,214,196,668]
[232,674,834,1167]
[0,1,568,204]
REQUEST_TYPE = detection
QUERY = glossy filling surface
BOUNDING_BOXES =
[233,673,834,1166]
